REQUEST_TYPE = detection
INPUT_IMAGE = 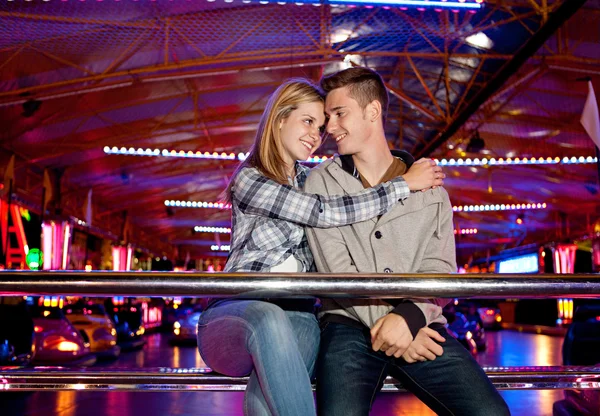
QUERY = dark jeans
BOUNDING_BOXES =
[317,322,510,416]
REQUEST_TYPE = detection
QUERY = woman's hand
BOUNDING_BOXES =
[402,158,445,192]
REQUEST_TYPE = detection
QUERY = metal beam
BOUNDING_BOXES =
[414,0,588,158]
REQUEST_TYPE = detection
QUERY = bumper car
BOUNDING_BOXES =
[477,306,503,330]
[65,304,120,359]
[446,311,486,355]
[30,306,96,366]
[0,300,35,366]
[171,308,202,345]
[454,300,501,331]
[553,304,600,416]
[107,306,146,350]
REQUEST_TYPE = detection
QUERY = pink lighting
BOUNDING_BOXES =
[42,220,74,270]
[553,244,577,325]
[112,245,133,271]
[553,244,577,274]
[592,236,600,273]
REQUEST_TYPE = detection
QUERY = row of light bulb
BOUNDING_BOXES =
[195,226,231,234]
[206,228,481,255]
[165,200,232,209]
[454,228,478,235]
[167,199,548,212]
[105,147,596,166]
[453,203,547,212]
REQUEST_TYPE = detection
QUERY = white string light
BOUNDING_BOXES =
[211,245,231,251]
[104,146,238,160]
[453,203,547,212]
[167,199,548,212]
[105,147,596,166]
[194,226,231,234]
[454,228,478,235]
[435,156,597,166]
[164,200,232,209]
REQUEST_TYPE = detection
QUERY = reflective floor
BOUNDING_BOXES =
[1,330,565,415]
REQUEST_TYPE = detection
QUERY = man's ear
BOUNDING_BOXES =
[368,100,382,122]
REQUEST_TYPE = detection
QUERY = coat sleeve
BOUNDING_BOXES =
[232,167,409,229]
[390,189,456,335]
[304,169,361,274]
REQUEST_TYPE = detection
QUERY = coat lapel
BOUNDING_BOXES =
[325,160,378,226]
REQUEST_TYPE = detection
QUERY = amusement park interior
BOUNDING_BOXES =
[1,0,600,415]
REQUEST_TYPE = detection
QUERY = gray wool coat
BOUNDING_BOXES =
[304,156,457,335]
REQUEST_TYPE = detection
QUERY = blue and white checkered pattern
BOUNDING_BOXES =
[224,164,410,273]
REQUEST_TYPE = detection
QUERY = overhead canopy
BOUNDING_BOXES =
[0,0,598,263]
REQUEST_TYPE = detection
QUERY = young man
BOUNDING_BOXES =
[304,67,510,416]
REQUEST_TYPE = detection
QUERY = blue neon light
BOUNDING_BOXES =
[327,0,482,8]
[497,253,539,274]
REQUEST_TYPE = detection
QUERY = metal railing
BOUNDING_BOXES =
[2,366,599,392]
[0,271,599,298]
[1,271,599,393]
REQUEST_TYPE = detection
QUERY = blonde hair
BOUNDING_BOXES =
[223,79,324,202]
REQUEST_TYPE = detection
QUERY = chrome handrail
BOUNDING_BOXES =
[1,366,599,392]
[0,271,599,298]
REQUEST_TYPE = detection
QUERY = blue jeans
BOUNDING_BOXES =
[197,300,320,416]
[317,321,510,416]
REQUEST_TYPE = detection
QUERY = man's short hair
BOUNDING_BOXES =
[320,67,389,123]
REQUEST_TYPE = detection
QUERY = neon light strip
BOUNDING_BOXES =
[18,0,483,7]
[453,203,547,212]
[327,0,482,8]
[104,147,596,166]
[42,223,53,270]
[126,246,133,272]
[195,226,232,234]
[211,245,231,251]
[112,246,121,271]
[62,223,70,270]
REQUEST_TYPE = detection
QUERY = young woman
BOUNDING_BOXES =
[197,79,443,416]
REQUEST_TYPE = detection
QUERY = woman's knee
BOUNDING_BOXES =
[245,302,291,338]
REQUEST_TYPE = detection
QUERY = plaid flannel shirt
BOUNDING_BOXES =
[224,164,410,273]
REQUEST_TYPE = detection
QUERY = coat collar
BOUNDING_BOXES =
[324,150,442,228]
[338,150,415,179]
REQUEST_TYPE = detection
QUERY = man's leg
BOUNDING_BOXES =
[317,322,389,416]
[388,325,510,416]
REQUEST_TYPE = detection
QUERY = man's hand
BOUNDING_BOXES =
[401,327,446,362]
[402,158,445,192]
[370,314,413,357]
